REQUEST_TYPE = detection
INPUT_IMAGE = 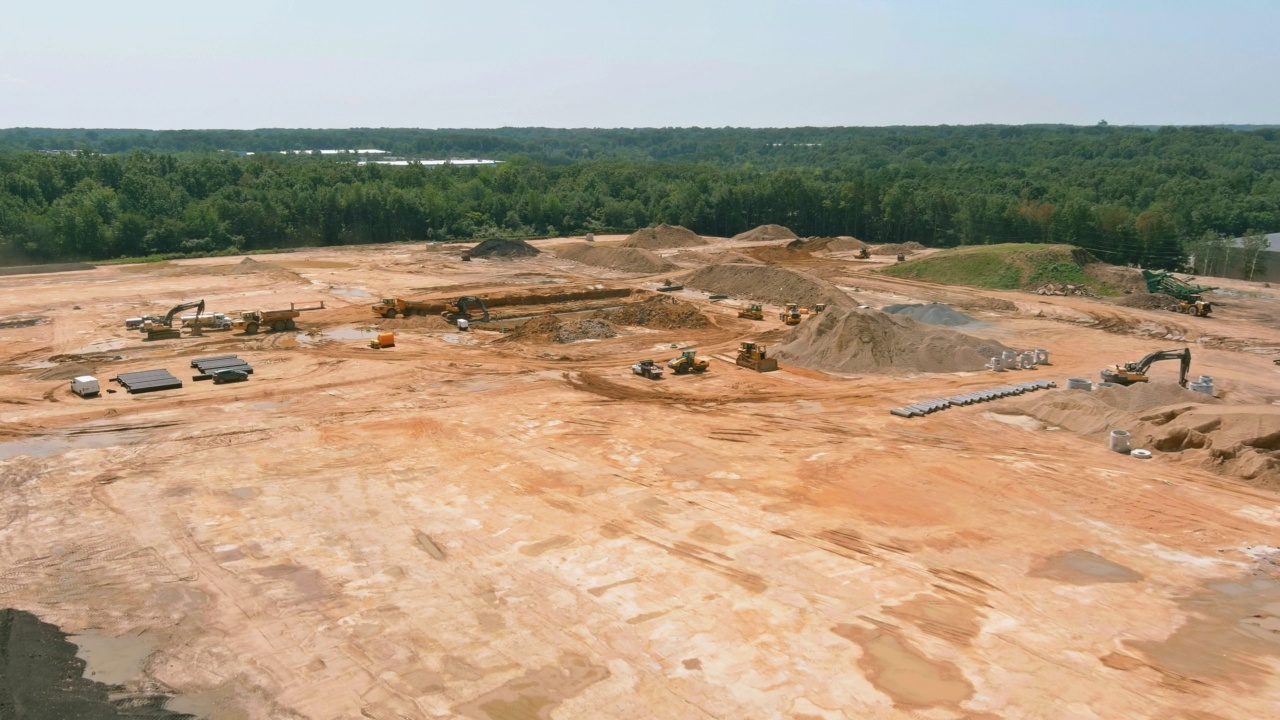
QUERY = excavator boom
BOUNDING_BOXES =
[1102,348,1191,387]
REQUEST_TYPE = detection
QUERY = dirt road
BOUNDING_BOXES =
[1,238,1278,719]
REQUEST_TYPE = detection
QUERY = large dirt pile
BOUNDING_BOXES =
[773,309,1011,374]
[684,263,853,308]
[593,295,710,330]
[682,250,762,265]
[882,303,977,326]
[620,224,707,250]
[554,244,678,274]
[788,236,869,253]
[470,238,541,258]
[1000,384,1277,488]
[732,225,799,243]
[498,316,617,344]
[871,241,926,256]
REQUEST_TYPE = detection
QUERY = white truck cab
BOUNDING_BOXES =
[71,375,100,398]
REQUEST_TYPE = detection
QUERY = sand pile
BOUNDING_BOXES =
[499,316,616,344]
[732,225,799,242]
[773,309,1011,374]
[470,238,541,258]
[594,295,710,330]
[882,303,976,326]
[555,244,678,274]
[682,250,762,265]
[1117,293,1178,311]
[788,236,869,253]
[620,224,707,250]
[684,263,852,308]
[871,241,926,256]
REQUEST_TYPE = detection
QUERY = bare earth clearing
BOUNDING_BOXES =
[2,234,1279,719]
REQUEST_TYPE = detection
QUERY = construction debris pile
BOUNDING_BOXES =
[774,309,1011,374]
[619,224,707,249]
[469,238,541,258]
[1036,283,1094,297]
[684,263,851,308]
[731,224,799,242]
[870,241,925,256]
[892,380,1057,417]
[555,244,679,274]
[881,302,977,326]
[499,316,617,344]
[593,295,710,330]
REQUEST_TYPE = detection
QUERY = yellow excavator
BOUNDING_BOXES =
[668,350,710,374]
[737,303,764,321]
[736,342,778,372]
[779,303,801,325]
[140,299,204,341]
[1100,348,1191,387]
[440,296,490,323]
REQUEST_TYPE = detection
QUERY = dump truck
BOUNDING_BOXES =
[371,298,433,318]
[737,303,764,321]
[631,359,663,380]
[736,342,778,372]
[232,301,325,334]
[1143,270,1214,316]
[779,303,801,325]
[668,350,710,375]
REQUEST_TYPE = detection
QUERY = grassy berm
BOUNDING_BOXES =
[880,243,1141,296]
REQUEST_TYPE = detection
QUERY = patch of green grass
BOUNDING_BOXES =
[880,243,1121,295]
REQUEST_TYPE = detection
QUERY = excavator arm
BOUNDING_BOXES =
[161,299,205,327]
[1129,348,1191,387]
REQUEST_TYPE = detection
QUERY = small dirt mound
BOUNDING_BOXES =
[788,236,869,253]
[774,309,1010,374]
[498,316,617,344]
[554,244,679,274]
[594,295,710,330]
[620,224,707,250]
[1116,293,1179,311]
[470,238,541,258]
[684,263,852,308]
[871,241,926,256]
[682,250,763,265]
[882,303,977,326]
[732,224,799,243]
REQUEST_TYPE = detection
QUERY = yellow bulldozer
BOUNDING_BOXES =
[668,350,710,375]
[737,303,764,321]
[779,303,801,325]
[736,342,778,372]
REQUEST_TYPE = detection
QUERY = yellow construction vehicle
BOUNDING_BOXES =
[1100,348,1191,387]
[1174,299,1212,317]
[668,350,710,375]
[232,301,325,335]
[140,300,204,341]
[779,303,801,325]
[371,297,432,318]
[812,303,826,314]
[855,248,871,259]
[737,303,764,320]
[440,296,490,322]
[736,342,778,372]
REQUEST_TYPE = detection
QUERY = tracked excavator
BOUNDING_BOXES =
[1100,348,1191,387]
[668,350,710,375]
[440,296,490,323]
[141,300,204,340]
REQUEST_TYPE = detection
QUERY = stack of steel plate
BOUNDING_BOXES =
[114,369,183,394]
[191,355,253,380]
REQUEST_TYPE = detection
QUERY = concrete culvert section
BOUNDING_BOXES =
[773,308,1011,374]
[684,263,852,308]
[619,224,707,250]
[469,238,541,258]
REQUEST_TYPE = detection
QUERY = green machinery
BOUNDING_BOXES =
[1141,270,1215,316]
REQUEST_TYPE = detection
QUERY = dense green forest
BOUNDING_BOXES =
[0,126,1276,269]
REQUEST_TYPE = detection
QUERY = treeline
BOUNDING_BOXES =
[0,125,1277,268]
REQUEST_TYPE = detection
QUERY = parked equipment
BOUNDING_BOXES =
[631,359,664,380]
[440,296,490,322]
[1143,270,1214,316]
[738,304,764,321]
[736,342,778,372]
[1175,298,1213,317]
[812,303,826,314]
[141,299,205,340]
[855,248,871,259]
[71,375,100,398]
[371,298,432,318]
[1100,348,1191,387]
[232,301,324,334]
[779,303,801,325]
[369,332,395,349]
[668,349,710,375]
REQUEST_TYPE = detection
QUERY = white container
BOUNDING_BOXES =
[1110,430,1131,453]
[71,375,100,398]
[1067,378,1092,391]
[456,318,470,331]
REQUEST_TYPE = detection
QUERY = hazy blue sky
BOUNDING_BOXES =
[1,0,1276,128]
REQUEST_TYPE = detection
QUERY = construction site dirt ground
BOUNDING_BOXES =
[2,235,1279,719]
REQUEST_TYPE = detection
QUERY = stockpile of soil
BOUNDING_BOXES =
[871,241,926,256]
[684,263,853,308]
[773,309,1010,374]
[1000,384,1278,488]
[732,224,799,243]
[744,245,813,264]
[594,295,710,330]
[1085,264,1148,294]
[554,243,679,274]
[788,236,869,253]
[470,238,541,258]
[620,224,707,250]
[1117,293,1179,311]
[682,250,762,265]
[882,303,977,326]
[498,316,617,344]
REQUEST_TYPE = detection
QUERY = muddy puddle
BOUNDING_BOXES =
[832,622,973,708]
[0,427,150,460]
[327,287,372,298]
[1029,550,1143,584]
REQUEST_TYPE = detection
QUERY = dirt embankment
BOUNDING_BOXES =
[470,238,541,258]
[593,294,710,330]
[789,236,869,253]
[553,244,679,274]
[1116,293,1179,311]
[681,250,762,265]
[497,316,617,344]
[1000,384,1279,489]
[619,224,707,250]
[732,225,799,243]
[774,309,1010,374]
[684,263,852,308]
[871,241,926,256]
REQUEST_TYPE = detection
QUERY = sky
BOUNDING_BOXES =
[1,0,1277,129]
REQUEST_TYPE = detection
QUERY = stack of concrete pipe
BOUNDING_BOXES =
[990,348,1051,372]
[890,380,1058,417]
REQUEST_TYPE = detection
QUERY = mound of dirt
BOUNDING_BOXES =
[593,295,710,330]
[1116,293,1178,311]
[871,241,926,256]
[554,244,679,274]
[470,238,541,258]
[882,303,977,326]
[684,263,853,308]
[1085,264,1148,295]
[788,236,869,253]
[498,316,617,344]
[732,225,799,243]
[682,250,763,265]
[773,309,1011,374]
[620,224,707,250]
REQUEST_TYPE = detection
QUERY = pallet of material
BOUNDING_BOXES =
[113,369,183,394]
[192,356,253,374]
[190,354,239,368]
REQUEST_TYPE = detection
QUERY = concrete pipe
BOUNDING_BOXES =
[1109,430,1131,453]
